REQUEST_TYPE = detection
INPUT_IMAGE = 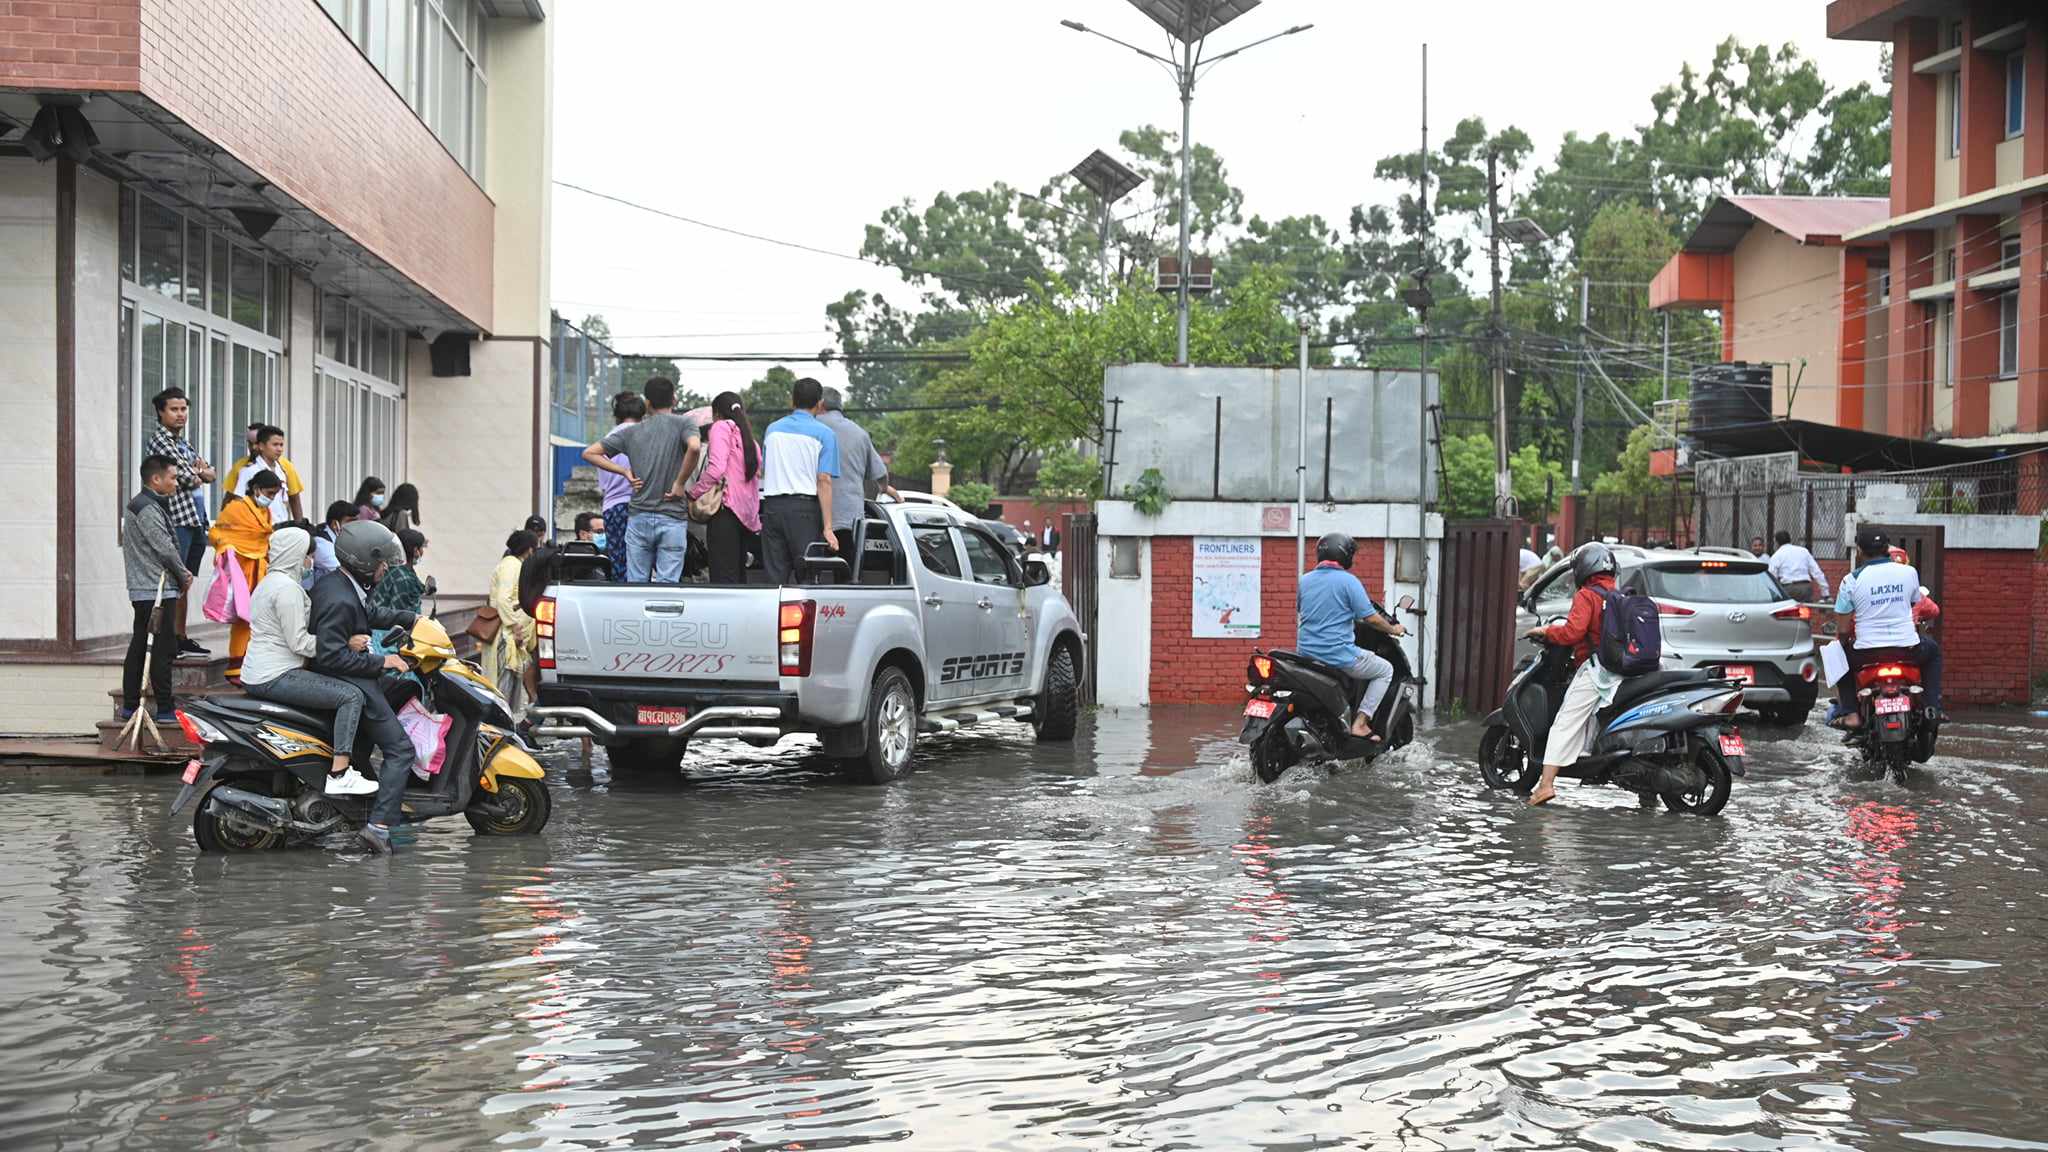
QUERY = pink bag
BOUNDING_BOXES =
[201,550,252,624]
[398,698,453,781]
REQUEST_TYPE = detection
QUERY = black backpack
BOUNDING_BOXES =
[1594,585,1661,675]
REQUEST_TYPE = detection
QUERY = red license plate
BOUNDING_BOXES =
[1722,665,1755,685]
[1875,695,1912,715]
[1718,733,1746,757]
[1243,698,1277,719]
[637,706,688,727]
[181,759,202,785]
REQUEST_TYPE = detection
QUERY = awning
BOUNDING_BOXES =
[1690,418,2010,471]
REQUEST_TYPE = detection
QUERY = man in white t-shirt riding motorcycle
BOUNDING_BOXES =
[1827,526,1944,728]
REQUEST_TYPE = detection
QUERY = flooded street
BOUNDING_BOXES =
[6,708,2048,1150]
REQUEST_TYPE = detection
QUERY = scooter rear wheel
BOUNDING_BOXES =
[192,785,284,853]
[1660,743,1733,816]
[1249,724,1294,784]
[466,776,552,835]
[1478,724,1537,794]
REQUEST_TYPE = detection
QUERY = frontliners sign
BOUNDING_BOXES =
[1192,537,1260,639]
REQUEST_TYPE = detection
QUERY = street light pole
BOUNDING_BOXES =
[1177,67,1193,365]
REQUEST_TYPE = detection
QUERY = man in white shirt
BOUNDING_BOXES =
[1517,545,1545,591]
[1829,526,1942,725]
[1766,530,1829,603]
[758,377,839,584]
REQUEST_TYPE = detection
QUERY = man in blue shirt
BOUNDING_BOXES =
[758,376,840,584]
[1297,533,1406,739]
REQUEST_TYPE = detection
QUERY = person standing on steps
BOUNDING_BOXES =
[209,468,282,682]
[582,376,702,583]
[758,377,840,584]
[119,455,193,725]
[146,387,216,660]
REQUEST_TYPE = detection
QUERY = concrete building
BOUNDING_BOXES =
[1827,1,2046,441]
[0,0,550,731]
[1649,195,1890,425]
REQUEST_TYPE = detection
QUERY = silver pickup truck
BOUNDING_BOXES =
[529,501,1088,782]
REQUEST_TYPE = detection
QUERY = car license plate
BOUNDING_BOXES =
[1718,733,1745,757]
[1243,698,1277,719]
[637,706,688,727]
[1722,664,1755,684]
[1875,695,1912,715]
[181,759,202,785]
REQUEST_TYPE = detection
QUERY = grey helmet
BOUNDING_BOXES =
[1571,541,1617,587]
[335,520,403,586]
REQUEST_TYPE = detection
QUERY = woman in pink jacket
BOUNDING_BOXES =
[687,391,763,584]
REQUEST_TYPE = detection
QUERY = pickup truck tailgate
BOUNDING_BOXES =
[550,586,783,682]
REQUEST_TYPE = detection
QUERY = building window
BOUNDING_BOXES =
[316,0,488,180]
[2004,235,2023,270]
[1949,72,1962,158]
[2010,52,2028,139]
[313,291,407,514]
[2002,293,2021,380]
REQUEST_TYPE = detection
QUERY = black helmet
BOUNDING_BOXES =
[1315,532,1357,569]
[335,521,403,587]
[1571,541,1617,587]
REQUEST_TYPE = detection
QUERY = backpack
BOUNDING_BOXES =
[1593,585,1661,675]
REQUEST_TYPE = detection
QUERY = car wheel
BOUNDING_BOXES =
[853,667,918,785]
[1032,643,1081,743]
[605,737,688,774]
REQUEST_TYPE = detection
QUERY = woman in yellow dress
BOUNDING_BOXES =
[482,529,539,709]
[209,469,281,681]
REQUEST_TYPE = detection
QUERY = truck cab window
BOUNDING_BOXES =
[911,524,963,579]
[959,527,1017,587]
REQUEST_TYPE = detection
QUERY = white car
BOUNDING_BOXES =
[887,490,966,514]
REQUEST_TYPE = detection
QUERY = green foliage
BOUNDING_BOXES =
[1591,426,1669,497]
[740,366,799,441]
[1124,469,1172,517]
[1032,447,1100,502]
[948,481,996,517]
[1439,433,1568,520]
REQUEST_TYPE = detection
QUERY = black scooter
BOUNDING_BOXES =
[1478,637,1746,815]
[1239,596,1419,783]
[1838,655,1939,781]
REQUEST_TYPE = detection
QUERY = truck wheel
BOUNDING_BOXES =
[1032,644,1080,743]
[853,667,918,785]
[605,737,688,774]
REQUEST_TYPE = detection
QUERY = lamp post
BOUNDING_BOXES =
[1062,3,1311,365]
[1068,149,1143,300]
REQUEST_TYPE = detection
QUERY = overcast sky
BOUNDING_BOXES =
[549,1,1886,402]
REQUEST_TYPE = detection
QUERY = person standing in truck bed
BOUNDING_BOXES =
[757,376,839,584]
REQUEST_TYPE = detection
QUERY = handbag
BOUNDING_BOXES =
[689,478,726,524]
[465,605,502,645]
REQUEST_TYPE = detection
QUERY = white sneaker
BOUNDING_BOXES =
[325,768,379,796]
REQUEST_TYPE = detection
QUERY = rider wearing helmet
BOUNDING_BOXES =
[1520,541,1623,807]
[1828,527,1943,727]
[308,519,421,854]
[1295,532,1408,740]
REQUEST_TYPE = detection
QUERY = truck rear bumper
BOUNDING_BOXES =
[533,683,798,743]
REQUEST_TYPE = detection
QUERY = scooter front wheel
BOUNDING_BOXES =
[1478,724,1537,794]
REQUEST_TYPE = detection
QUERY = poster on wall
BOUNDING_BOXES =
[1192,537,1261,638]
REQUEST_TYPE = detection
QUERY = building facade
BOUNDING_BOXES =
[0,0,552,664]
[1828,1,2047,441]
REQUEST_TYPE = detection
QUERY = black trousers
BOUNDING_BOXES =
[760,495,822,585]
[337,674,417,827]
[706,506,756,585]
[121,598,178,711]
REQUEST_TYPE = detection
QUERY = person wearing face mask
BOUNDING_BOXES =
[353,476,388,522]
[571,511,603,551]
[369,528,430,616]
[309,521,418,854]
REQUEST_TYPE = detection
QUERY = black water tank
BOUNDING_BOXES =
[1691,361,1772,429]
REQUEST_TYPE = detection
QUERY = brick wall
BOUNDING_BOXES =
[2034,557,2048,689]
[1938,550,2033,706]
[0,0,494,329]
[1148,534,1387,705]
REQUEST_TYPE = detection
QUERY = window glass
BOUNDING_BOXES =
[473,69,487,178]
[138,197,181,300]
[210,235,229,320]
[267,265,287,339]
[2010,52,2027,138]
[322,294,345,361]
[959,528,1016,586]
[1532,568,1576,620]
[1639,563,1783,604]
[183,220,205,309]
[2003,294,2021,378]
[228,246,263,331]
[119,186,135,283]
[139,311,164,392]
[438,23,463,150]
[372,320,392,380]
[118,304,133,508]
[209,338,228,487]
[2004,236,2022,269]
[232,344,252,445]
[1950,73,1962,158]
[163,320,187,395]
[911,524,963,579]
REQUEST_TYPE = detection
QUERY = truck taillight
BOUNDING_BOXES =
[780,600,816,677]
[536,595,555,670]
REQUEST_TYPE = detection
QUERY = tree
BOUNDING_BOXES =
[1807,50,1891,195]
[1591,425,1669,497]
[1440,432,1569,520]
[576,313,694,408]
[948,481,996,517]
[1031,446,1100,502]
[739,366,798,441]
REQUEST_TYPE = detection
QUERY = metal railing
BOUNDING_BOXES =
[550,316,623,445]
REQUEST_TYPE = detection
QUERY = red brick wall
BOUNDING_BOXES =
[1149,534,1387,705]
[0,0,494,329]
[1939,550,2033,706]
[2034,556,2048,689]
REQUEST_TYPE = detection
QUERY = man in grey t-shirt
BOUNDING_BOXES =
[582,376,702,583]
[818,387,898,555]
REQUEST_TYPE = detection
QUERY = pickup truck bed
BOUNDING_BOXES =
[531,501,1087,782]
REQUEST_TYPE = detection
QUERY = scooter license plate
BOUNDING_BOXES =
[638,705,688,727]
[1875,695,1912,715]
[1718,733,1746,757]
[1722,664,1755,685]
[1243,698,1277,719]
[180,759,202,785]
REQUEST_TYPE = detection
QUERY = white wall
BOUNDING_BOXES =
[0,161,57,641]
[73,169,127,641]
[486,15,552,340]
[405,336,539,597]
[1094,534,1152,708]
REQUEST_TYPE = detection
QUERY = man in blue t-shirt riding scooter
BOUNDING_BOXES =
[1295,532,1407,741]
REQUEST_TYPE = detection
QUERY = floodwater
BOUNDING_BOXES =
[5,709,2048,1150]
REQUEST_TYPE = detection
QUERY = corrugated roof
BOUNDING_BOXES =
[1682,195,1892,252]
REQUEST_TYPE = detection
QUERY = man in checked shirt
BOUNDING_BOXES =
[145,388,218,659]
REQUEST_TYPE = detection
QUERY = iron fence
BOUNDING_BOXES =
[550,316,623,446]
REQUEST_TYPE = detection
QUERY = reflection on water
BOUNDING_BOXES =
[4,709,2048,1149]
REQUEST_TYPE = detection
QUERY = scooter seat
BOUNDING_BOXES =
[1608,669,1713,713]
[207,695,335,735]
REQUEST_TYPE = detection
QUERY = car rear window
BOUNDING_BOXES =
[1635,562,1783,603]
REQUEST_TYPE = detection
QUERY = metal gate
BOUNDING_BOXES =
[1436,519,1523,714]
[1869,522,1945,641]
[1061,512,1099,704]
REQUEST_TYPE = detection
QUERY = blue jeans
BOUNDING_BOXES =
[625,514,689,583]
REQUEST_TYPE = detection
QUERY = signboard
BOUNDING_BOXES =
[1192,537,1261,638]
[1260,505,1292,532]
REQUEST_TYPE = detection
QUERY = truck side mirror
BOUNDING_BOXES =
[1022,559,1053,587]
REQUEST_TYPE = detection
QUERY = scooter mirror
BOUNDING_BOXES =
[1396,594,1416,612]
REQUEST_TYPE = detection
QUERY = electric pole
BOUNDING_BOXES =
[1571,275,1588,496]
[1487,148,1511,517]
